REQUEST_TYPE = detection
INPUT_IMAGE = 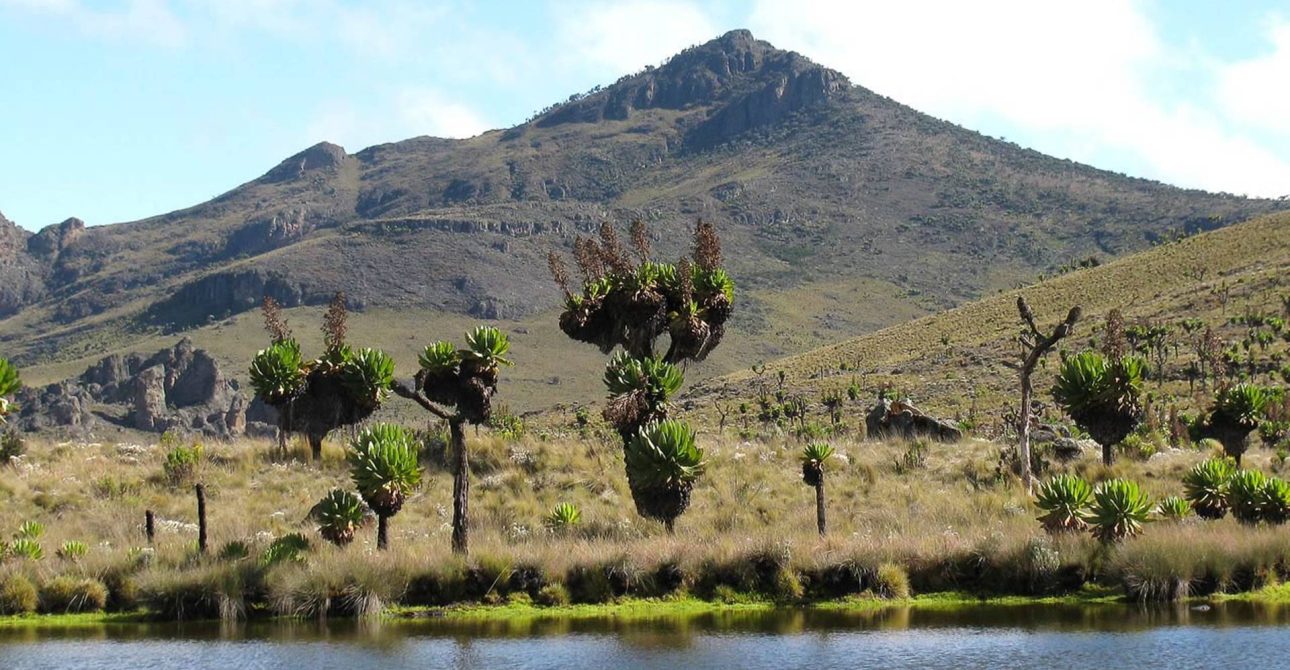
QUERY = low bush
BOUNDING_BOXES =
[0,573,38,614]
[534,582,570,607]
[40,576,108,613]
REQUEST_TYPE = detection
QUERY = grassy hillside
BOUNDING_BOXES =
[688,210,1290,429]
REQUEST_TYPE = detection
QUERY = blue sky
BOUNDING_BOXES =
[1,0,1288,231]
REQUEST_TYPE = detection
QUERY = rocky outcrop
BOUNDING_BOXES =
[222,208,322,259]
[535,29,846,149]
[27,217,85,258]
[13,338,248,438]
[0,212,48,316]
[865,396,963,442]
[260,142,347,183]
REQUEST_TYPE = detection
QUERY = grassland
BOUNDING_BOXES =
[3,421,1290,622]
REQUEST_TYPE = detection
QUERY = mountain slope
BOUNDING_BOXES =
[0,30,1280,410]
[687,210,1290,425]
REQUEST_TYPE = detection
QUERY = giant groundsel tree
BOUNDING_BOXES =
[391,325,510,555]
[548,220,733,532]
[1052,351,1145,466]
[248,294,395,460]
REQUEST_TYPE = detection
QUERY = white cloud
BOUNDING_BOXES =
[748,0,1290,197]
[0,0,186,47]
[396,88,492,139]
[304,89,490,151]
[1217,18,1290,137]
[556,0,719,77]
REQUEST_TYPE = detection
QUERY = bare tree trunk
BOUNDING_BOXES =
[1018,372,1035,494]
[377,515,389,550]
[815,479,827,536]
[664,518,675,534]
[450,419,469,555]
[308,434,323,461]
[1103,443,1115,467]
[145,509,155,544]
[1012,297,1081,495]
[195,484,208,555]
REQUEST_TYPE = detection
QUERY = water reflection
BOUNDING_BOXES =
[3,601,1289,670]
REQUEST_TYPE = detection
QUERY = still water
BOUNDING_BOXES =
[3,602,1289,669]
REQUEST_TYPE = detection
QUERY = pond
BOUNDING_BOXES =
[3,601,1289,669]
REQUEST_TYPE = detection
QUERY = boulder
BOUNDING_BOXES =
[865,396,963,442]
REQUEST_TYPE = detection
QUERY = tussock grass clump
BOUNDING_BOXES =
[0,573,38,614]
[39,576,108,613]
[139,562,264,621]
[1107,523,1290,601]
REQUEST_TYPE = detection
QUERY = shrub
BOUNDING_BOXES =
[0,357,20,421]
[1183,457,1236,520]
[1156,496,1191,521]
[0,574,38,614]
[1228,469,1268,525]
[1087,478,1151,543]
[15,520,43,539]
[534,582,570,607]
[56,540,88,561]
[1034,474,1091,533]
[1260,477,1290,524]
[0,429,25,464]
[315,489,367,547]
[8,538,43,561]
[261,533,310,567]
[218,540,251,561]
[40,576,108,613]
[163,443,202,486]
[873,563,911,599]
[544,503,582,532]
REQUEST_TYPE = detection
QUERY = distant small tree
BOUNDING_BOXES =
[391,326,510,555]
[800,442,835,535]
[547,220,733,532]
[1204,384,1271,465]
[248,294,394,460]
[1009,297,1080,493]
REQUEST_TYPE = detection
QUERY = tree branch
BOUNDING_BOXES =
[391,379,452,420]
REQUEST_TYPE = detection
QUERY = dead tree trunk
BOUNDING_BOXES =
[450,418,469,556]
[195,484,208,555]
[145,509,155,544]
[1012,297,1081,495]
[815,479,827,536]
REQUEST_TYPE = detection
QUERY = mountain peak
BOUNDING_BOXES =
[532,29,847,140]
[261,141,348,183]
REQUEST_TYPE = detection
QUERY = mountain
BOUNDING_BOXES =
[1,30,1282,411]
